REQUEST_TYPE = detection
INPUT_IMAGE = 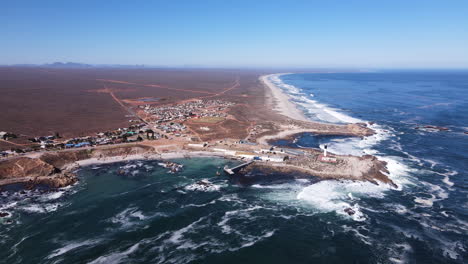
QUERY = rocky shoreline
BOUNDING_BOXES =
[240,151,395,188]
[0,144,154,189]
[0,73,395,191]
[0,139,396,191]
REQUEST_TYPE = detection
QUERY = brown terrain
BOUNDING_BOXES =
[0,67,273,145]
[0,144,154,188]
[0,67,394,190]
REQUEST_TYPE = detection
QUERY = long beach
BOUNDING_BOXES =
[260,74,309,122]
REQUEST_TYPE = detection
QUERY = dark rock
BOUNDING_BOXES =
[424,125,449,131]
[0,211,10,218]
[344,207,355,215]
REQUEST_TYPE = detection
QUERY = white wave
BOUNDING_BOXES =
[442,176,455,187]
[322,137,366,156]
[7,235,31,258]
[167,216,208,244]
[442,241,465,260]
[297,180,391,221]
[319,124,413,190]
[181,199,218,208]
[413,180,450,208]
[88,243,139,264]
[388,242,413,264]
[272,75,364,124]
[18,203,60,213]
[388,222,466,261]
[293,95,363,124]
[231,230,276,251]
[399,150,423,166]
[424,159,439,169]
[251,182,305,190]
[184,179,222,192]
[323,107,363,123]
[217,193,245,205]
[377,155,416,189]
[217,206,262,234]
[436,170,457,187]
[39,191,65,202]
[414,195,436,207]
[384,203,409,214]
[110,207,148,229]
[324,124,407,190]
[272,75,413,190]
[342,225,373,245]
[0,201,18,211]
[295,178,311,183]
[120,163,139,170]
[130,210,146,220]
[48,239,102,259]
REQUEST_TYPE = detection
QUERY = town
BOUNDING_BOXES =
[0,99,236,158]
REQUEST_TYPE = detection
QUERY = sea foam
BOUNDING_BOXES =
[297,180,390,221]
[273,74,413,221]
[271,75,363,124]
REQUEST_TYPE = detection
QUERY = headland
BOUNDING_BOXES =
[0,69,395,190]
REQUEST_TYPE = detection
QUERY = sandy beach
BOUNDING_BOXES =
[260,74,309,122]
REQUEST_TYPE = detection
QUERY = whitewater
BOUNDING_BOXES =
[0,71,466,263]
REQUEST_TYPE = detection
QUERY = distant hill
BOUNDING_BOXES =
[2,62,151,69]
[43,62,93,68]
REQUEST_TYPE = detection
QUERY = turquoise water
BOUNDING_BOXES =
[1,71,467,263]
[0,158,334,263]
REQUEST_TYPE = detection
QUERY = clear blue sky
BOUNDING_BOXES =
[2,0,468,68]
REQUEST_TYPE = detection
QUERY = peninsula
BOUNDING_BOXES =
[0,69,395,189]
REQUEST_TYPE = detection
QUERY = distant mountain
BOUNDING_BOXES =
[1,62,154,69]
[43,62,93,68]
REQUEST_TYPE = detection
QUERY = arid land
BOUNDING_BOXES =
[0,68,395,189]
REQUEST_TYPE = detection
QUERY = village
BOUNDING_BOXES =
[0,81,397,204]
[1,93,346,179]
[0,94,396,193]
[140,99,234,123]
[0,99,236,158]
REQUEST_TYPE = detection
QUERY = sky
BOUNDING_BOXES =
[1,0,468,68]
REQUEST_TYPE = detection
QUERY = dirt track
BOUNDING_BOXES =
[0,68,273,149]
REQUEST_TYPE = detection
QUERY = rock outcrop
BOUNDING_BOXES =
[346,123,374,137]
[240,152,396,188]
[0,157,56,179]
[0,144,155,189]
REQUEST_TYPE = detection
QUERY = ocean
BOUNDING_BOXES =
[1,71,467,263]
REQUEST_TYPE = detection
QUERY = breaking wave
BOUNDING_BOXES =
[270,74,412,221]
[269,74,364,124]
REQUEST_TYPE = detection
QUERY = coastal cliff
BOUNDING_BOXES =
[0,157,57,179]
[0,144,155,188]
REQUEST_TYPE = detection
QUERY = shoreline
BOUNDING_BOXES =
[0,73,392,190]
[73,150,229,168]
[260,74,310,122]
[0,149,232,188]
[0,141,396,189]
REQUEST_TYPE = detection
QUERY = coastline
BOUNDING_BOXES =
[0,73,391,190]
[73,150,228,168]
[0,140,395,189]
[0,148,230,188]
[260,74,309,122]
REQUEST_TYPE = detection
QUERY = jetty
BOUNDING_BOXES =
[223,161,254,175]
